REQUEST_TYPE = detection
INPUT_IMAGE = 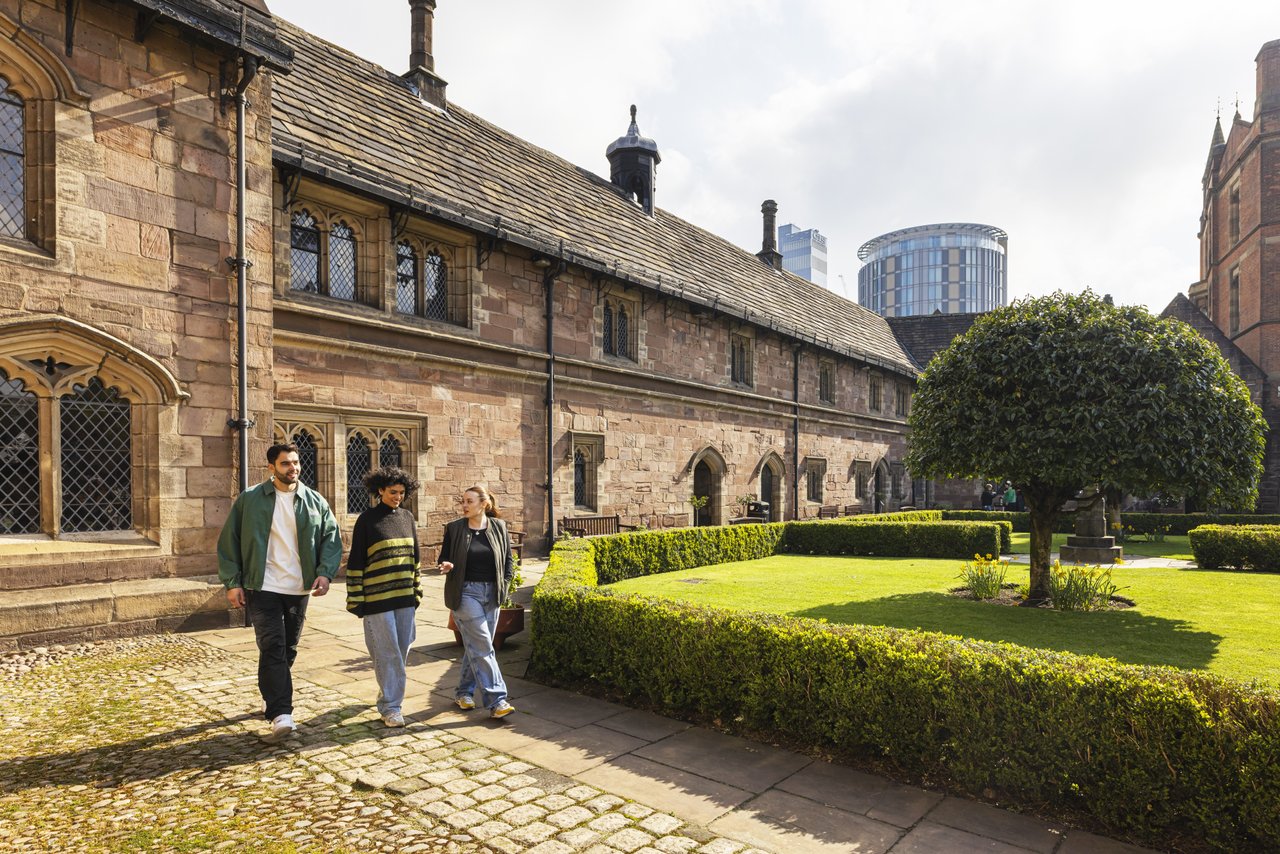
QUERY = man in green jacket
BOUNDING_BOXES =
[217,443,341,742]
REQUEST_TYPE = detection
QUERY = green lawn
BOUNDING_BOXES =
[1009,531,1194,561]
[608,555,1280,684]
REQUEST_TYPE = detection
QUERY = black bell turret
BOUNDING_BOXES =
[606,105,661,216]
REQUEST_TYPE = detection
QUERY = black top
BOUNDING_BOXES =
[464,527,497,583]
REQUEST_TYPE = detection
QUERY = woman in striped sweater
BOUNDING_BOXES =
[346,466,422,728]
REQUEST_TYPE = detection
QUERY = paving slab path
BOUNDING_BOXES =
[0,559,1167,853]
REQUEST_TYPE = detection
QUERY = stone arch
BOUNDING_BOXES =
[0,315,186,404]
[872,457,891,514]
[684,445,727,527]
[750,450,786,522]
[0,13,90,103]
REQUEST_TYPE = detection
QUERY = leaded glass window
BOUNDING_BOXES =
[603,303,614,355]
[0,370,39,533]
[573,449,587,507]
[379,435,402,469]
[328,222,357,301]
[290,210,320,293]
[731,334,752,385]
[395,241,418,314]
[59,378,131,533]
[291,429,318,491]
[0,79,23,239]
[617,306,629,359]
[424,251,448,321]
[347,433,372,513]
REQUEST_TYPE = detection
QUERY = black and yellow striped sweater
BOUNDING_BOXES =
[345,503,422,617]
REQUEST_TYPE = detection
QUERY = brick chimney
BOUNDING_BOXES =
[757,200,783,270]
[1256,39,1280,118]
[404,0,448,109]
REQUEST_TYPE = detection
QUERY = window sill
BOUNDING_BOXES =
[0,234,55,264]
[0,532,160,565]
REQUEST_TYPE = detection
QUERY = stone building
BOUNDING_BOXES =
[0,0,925,648]
[1184,38,1280,511]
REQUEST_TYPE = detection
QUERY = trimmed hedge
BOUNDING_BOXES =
[531,527,1280,850]
[1125,513,1280,537]
[942,509,1076,535]
[785,520,1000,559]
[1188,524,1280,571]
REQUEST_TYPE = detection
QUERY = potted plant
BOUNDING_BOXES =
[690,493,709,526]
[448,553,525,650]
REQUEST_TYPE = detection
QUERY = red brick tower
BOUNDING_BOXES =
[1191,39,1280,371]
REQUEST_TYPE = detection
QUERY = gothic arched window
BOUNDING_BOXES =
[328,221,357,301]
[0,78,24,239]
[291,429,319,491]
[0,369,39,533]
[602,303,615,356]
[346,432,372,513]
[59,378,131,533]
[395,241,418,314]
[289,210,320,293]
[424,251,448,321]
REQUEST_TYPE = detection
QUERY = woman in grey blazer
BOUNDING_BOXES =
[438,485,515,718]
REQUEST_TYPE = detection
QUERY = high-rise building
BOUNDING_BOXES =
[777,223,828,286]
[857,223,1007,317]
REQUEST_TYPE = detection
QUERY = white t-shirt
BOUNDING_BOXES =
[261,488,306,595]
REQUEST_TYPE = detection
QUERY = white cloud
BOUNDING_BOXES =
[267,0,1276,311]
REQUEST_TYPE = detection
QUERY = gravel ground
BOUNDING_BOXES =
[0,637,464,853]
[0,636,754,854]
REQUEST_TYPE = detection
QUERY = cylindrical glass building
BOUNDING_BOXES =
[857,223,1007,317]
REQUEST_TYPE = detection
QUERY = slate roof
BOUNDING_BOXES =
[886,312,983,371]
[268,20,917,377]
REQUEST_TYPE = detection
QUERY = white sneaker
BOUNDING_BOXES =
[455,695,475,711]
[490,700,515,719]
[382,711,405,728]
[265,713,296,742]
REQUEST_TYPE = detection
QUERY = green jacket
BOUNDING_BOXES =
[216,479,342,591]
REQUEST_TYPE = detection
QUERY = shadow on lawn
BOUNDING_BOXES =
[794,592,1223,672]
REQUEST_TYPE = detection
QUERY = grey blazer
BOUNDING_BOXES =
[440,516,513,610]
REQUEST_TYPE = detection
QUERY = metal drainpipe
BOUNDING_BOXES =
[228,56,258,492]
[544,260,566,546]
[792,344,802,519]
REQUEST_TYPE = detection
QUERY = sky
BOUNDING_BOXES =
[266,0,1277,313]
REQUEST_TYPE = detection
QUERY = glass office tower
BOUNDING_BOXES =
[857,223,1007,317]
[778,223,828,286]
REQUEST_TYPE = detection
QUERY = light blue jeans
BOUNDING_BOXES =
[363,606,417,715]
[454,580,508,710]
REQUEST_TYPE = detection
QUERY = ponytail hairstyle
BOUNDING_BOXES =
[464,485,502,519]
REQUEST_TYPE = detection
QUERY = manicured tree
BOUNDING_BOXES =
[905,291,1266,604]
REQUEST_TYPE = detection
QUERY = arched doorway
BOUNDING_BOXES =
[873,462,888,514]
[757,453,784,521]
[693,460,716,526]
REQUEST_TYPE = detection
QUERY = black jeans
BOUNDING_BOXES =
[246,589,310,720]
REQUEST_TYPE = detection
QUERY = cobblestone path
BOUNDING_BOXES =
[0,637,765,854]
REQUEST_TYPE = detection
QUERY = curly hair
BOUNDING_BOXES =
[363,466,420,497]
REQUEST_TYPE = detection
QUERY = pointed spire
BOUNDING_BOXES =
[1212,114,1224,147]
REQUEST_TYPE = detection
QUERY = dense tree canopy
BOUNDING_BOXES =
[905,291,1266,601]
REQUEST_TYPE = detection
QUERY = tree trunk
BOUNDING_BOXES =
[1022,489,1063,606]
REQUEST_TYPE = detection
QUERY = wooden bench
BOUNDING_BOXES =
[818,505,841,519]
[509,530,525,562]
[843,504,863,516]
[557,514,637,537]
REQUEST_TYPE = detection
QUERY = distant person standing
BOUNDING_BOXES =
[346,467,422,728]
[1004,482,1018,512]
[217,443,341,742]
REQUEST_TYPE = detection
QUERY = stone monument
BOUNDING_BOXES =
[1058,490,1123,564]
